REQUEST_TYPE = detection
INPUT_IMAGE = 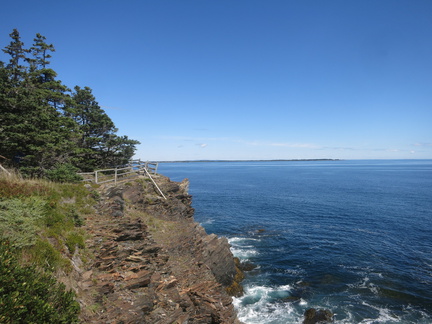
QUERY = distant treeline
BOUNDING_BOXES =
[0,29,139,178]
[158,159,341,163]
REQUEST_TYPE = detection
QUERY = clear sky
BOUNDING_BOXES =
[1,0,431,161]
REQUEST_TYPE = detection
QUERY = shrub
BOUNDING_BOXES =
[45,163,83,183]
[68,209,85,227]
[28,239,70,272]
[0,241,80,323]
[0,197,46,248]
[65,232,85,254]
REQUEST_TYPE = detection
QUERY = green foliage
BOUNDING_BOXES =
[0,173,94,273]
[42,208,66,228]
[0,197,47,248]
[65,86,140,171]
[28,239,70,272]
[65,231,85,254]
[0,241,80,323]
[68,208,85,227]
[45,163,83,183]
[0,29,139,178]
[0,173,98,321]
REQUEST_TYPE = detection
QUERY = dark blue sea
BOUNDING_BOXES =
[158,160,432,323]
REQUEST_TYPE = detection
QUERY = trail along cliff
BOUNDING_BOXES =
[69,175,243,324]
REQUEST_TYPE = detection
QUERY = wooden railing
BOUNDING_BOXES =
[77,159,159,185]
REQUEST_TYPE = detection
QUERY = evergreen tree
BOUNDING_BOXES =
[65,86,117,170]
[65,86,139,170]
[1,29,140,177]
[0,30,77,176]
[26,33,70,111]
[27,33,55,72]
[2,29,26,84]
[102,134,140,167]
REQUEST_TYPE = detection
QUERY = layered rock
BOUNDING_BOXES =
[74,175,242,323]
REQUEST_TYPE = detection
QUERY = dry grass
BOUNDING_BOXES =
[0,168,96,273]
[0,168,54,198]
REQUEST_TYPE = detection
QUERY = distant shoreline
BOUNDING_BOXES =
[157,159,341,163]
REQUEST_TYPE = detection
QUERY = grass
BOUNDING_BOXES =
[0,168,101,321]
[65,230,86,254]
[129,209,176,237]
[0,172,96,323]
[0,196,47,248]
[0,169,51,198]
[0,169,96,272]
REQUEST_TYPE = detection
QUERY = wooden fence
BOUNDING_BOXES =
[77,159,159,185]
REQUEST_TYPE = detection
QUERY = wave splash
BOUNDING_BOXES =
[229,235,432,324]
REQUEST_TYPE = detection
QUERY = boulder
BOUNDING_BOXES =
[303,308,334,324]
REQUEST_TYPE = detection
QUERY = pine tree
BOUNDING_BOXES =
[0,30,77,176]
[1,29,140,177]
[65,86,139,170]
[102,135,140,167]
[26,33,69,111]
[27,33,55,72]
[65,86,115,170]
[2,29,26,84]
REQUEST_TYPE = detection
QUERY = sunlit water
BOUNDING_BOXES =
[158,160,432,323]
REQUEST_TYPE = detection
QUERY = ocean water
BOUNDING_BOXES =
[158,160,432,323]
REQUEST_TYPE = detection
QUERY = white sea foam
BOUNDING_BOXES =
[347,276,379,296]
[233,284,302,324]
[228,236,260,260]
[230,247,259,259]
[283,268,304,276]
[357,302,400,323]
[199,218,214,225]
[228,237,261,244]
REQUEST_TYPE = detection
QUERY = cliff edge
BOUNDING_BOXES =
[70,175,243,323]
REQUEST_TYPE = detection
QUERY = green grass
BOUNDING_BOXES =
[0,169,99,320]
[65,231,86,254]
[0,173,96,267]
[0,197,47,248]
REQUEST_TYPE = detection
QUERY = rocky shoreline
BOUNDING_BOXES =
[63,174,334,323]
[68,175,244,323]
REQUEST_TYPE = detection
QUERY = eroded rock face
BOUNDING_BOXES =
[75,175,243,324]
[201,234,237,286]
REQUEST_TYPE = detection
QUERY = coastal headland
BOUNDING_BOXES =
[73,174,244,323]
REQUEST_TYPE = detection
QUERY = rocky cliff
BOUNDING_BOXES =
[70,175,243,323]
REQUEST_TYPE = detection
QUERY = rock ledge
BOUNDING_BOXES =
[73,175,242,324]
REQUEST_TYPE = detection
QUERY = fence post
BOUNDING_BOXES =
[0,163,10,175]
[114,167,118,184]
[95,171,98,184]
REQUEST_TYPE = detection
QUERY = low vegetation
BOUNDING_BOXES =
[0,170,97,321]
[0,241,80,323]
[0,27,143,322]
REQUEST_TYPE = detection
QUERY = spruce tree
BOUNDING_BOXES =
[1,29,139,176]
[2,29,26,84]
[65,86,116,170]
[65,86,139,170]
[0,30,77,176]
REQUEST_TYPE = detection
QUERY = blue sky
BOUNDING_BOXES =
[1,0,431,160]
